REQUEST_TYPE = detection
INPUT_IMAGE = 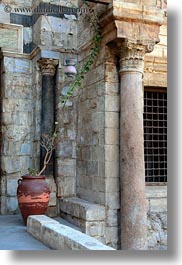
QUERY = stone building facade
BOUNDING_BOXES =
[0,0,167,250]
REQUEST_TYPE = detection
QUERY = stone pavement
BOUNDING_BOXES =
[0,214,50,250]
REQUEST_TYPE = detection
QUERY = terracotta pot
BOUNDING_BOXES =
[17,175,50,225]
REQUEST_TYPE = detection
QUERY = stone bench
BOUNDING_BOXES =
[27,215,114,250]
[59,197,106,242]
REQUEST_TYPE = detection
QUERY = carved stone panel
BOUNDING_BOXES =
[0,23,23,53]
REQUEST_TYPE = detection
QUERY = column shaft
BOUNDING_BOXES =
[38,58,58,176]
[119,42,148,250]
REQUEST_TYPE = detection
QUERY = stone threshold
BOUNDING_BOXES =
[27,215,115,250]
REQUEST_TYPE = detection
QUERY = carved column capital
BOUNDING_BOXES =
[38,58,59,75]
[119,39,155,74]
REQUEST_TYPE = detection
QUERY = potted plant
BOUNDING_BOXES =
[17,123,58,225]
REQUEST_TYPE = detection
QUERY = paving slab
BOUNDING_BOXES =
[0,214,50,250]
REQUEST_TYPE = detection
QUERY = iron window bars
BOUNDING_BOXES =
[144,89,167,183]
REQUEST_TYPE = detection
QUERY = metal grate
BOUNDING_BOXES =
[144,89,167,183]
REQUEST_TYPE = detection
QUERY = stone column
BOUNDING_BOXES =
[119,40,154,250]
[38,58,58,176]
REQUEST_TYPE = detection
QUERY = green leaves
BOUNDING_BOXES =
[28,168,39,176]
[61,0,102,107]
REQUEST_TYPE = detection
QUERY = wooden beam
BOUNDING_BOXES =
[85,0,110,4]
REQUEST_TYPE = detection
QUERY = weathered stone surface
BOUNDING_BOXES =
[105,192,120,209]
[105,177,120,193]
[105,145,119,162]
[147,198,167,213]
[0,4,10,23]
[92,176,105,193]
[27,215,115,250]
[27,215,58,241]
[57,175,76,198]
[2,98,32,113]
[45,177,57,205]
[33,15,77,49]
[4,58,32,73]
[60,197,105,221]
[57,141,74,158]
[106,209,120,227]
[0,0,167,250]
[0,177,7,196]
[105,128,119,145]
[56,159,76,176]
[23,27,32,45]
[6,197,18,213]
[0,24,23,52]
[105,112,119,129]
[1,156,20,174]
[46,206,58,218]
[105,226,119,249]
[20,143,32,155]
[60,210,105,243]
[0,196,7,214]
[4,85,33,99]
[85,221,105,237]
[7,177,19,196]
[146,185,167,199]
[19,156,31,174]
[147,212,167,250]
[105,95,120,112]
[2,125,31,141]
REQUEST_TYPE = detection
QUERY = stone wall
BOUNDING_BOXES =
[0,0,79,215]
[144,1,167,87]
[0,53,33,214]
[144,2,167,249]
[55,53,77,200]
[146,186,167,250]
[0,0,167,250]
[72,3,121,247]
[75,45,120,248]
[74,0,167,249]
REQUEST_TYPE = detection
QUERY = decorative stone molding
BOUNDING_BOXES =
[99,2,164,48]
[119,39,155,74]
[38,58,58,75]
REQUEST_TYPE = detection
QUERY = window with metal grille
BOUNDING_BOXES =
[144,89,167,183]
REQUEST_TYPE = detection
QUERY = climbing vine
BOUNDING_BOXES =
[61,0,102,105]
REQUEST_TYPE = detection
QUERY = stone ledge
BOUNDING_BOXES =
[27,215,114,250]
[60,197,105,221]
[146,185,167,199]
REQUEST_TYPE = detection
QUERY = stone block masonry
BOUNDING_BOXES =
[0,0,167,250]
[0,54,33,214]
[0,23,23,53]
[146,186,167,250]
[0,3,80,214]
[64,43,120,248]
[60,197,106,242]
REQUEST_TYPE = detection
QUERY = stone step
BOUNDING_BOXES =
[59,197,105,221]
[27,215,115,250]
